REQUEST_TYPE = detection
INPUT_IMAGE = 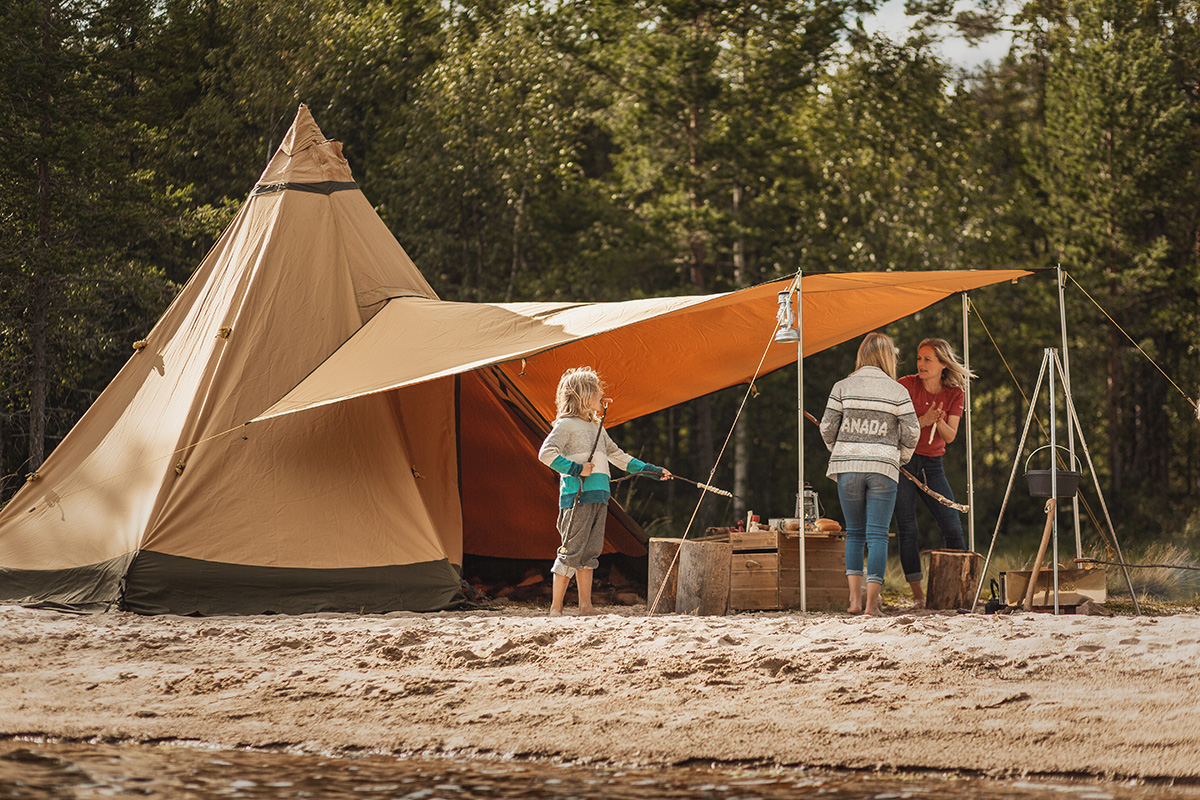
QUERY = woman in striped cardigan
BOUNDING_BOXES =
[820,333,919,616]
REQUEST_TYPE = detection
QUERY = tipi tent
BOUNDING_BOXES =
[0,106,1029,615]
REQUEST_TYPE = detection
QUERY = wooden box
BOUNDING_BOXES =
[729,530,847,611]
[802,534,849,611]
[1001,566,1106,608]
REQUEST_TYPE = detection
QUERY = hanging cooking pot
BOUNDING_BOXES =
[1024,444,1082,499]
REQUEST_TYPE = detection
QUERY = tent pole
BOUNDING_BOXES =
[962,292,975,552]
[1057,265,1082,559]
[797,273,807,612]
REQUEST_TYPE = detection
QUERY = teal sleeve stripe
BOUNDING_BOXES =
[550,455,582,476]
[629,458,663,476]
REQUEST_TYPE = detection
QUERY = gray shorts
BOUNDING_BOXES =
[551,503,607,578]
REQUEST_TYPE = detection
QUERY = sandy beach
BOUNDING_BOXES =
[2,604,1198,781]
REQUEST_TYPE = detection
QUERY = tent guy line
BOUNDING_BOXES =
[21,421,250,511]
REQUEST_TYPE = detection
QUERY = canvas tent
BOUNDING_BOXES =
[0,106,1029,615]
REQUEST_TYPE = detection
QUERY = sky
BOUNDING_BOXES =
[861,0,1016,71]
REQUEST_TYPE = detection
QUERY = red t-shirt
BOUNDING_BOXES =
[899,374,965,457]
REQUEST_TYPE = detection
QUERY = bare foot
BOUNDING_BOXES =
[910,597,926,611]
[847,604,863,615]
[863,606,885,617]
[548,608,563,617]
[576,606,602,616]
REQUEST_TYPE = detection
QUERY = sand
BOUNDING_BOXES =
[1,604,1198,780]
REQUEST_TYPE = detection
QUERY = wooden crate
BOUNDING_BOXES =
[802,534,849,612]
[729,530,846,611]
[1001,566,1106,608]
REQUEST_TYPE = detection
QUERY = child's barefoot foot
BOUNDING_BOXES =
[576,606,602,616]
[549,607,564,617]
[847,605,863,614]
[910,596,926,610]
[863,607,885,617]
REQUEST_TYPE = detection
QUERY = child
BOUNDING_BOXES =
[538,367,671,616]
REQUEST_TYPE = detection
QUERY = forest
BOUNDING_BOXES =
[2,0,1198,568]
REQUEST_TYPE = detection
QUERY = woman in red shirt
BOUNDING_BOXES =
[894,338,973,609]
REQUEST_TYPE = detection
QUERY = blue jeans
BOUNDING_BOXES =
[894,454,966,581]
[838,472,898,585]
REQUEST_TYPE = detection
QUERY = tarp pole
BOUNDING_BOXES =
[797,272,807,612]
[1057,265,1082,559]
[962,292,975,552]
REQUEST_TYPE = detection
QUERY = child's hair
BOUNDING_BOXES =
[919,337,976,388]
[856,332,899,379]
[555,367,604,421]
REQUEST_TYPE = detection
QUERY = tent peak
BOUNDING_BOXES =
[279,104,327,157]
[255,104,353,188]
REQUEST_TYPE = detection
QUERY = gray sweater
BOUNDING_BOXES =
[820,366,919,482]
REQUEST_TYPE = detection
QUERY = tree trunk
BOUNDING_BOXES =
[29,276,48,471]
[31,0,53,471]
[504,188,525,303]
[1106,319,1122,502]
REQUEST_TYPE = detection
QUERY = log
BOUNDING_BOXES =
[925,549,984,610]
[1024,499,1057,612]
[676,539,732,616]
[647,538,682,614]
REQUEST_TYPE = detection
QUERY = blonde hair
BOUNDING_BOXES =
[918,338,975,389]
[555,366,604,421]
[856,332,899,379]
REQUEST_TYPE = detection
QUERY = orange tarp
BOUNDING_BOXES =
[258,270,1030,429]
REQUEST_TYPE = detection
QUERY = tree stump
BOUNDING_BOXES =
[925,549,984,610]
[676,539,731,616]
[647,538,682,614]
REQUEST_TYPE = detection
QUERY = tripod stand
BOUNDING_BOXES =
[972,348,1140,614]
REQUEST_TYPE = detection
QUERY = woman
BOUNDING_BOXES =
[894,338,974,609]
[820,333,919,616]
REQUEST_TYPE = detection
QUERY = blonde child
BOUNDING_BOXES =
[538,367,671,616]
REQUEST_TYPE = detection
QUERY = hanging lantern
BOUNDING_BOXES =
[774,290,800,343]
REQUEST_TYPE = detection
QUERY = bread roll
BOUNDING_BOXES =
[815,518,842,532]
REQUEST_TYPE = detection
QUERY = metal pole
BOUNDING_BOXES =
[1048,348,1060,615]
[797,274,807,612]
[1057,266,1082,558]
[962,292,975,552]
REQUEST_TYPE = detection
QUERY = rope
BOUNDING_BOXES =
[611,472,735,498]
[1065,272,1198,411]
[25,422,250,507]
[966,298,1113,547]
[969,296,1030,410]
[648,272,799,615]
[1076,557,1200,573]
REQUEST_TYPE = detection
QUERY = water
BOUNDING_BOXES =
[2,739,1197,800]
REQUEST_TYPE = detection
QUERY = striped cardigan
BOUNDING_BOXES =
[820,366,919,482]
